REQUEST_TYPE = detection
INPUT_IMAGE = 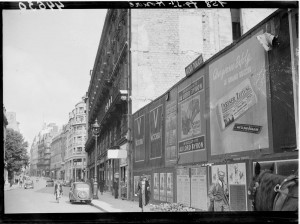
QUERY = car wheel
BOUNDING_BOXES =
[86,200,91,204]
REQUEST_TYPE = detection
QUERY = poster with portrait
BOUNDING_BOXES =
[153,173,159,200]
[159,173,166,201]
[228,163,247,211]
[211,164,227,185]
[228,163,246,185]
[209,30,269,156]
[166,173,173,203]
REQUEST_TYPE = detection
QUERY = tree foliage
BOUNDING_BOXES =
[5,128,29,174]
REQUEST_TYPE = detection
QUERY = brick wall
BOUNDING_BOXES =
[130,9,233,113]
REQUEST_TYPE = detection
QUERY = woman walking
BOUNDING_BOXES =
[136,175,151,212]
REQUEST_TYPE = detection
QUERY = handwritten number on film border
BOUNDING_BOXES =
[19,1,65,10]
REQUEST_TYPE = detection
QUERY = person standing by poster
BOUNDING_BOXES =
[208,171,230,211]
[136,175,151,212]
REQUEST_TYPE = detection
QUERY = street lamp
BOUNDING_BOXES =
[92,118,100,199]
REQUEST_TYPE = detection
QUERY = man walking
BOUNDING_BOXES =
[208,171,230,211]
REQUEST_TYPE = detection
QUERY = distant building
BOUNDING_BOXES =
[29,136,39,176]
[36,123,59,177]
[65,100,87,182]
[6,111,20,132]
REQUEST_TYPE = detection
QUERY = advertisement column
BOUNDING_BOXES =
[159,173,167,201]
[166,173,174,203]
[153,173,159,200]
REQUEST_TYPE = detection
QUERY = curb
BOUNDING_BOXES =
[90,202,109,212]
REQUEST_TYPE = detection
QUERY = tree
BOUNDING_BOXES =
[5,128,29,177]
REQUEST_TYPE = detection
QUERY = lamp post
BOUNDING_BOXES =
[92,119,100,199]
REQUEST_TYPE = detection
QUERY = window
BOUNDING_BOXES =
[230,8,241,41]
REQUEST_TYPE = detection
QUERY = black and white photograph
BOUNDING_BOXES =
[2,1,298,223]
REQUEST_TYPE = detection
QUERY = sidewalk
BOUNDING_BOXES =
[4,183,19,191]
[90,190,153,212]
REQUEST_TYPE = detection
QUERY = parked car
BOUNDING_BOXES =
[24,180,34,189]
[46,179,54,187]
[69,182,92,204]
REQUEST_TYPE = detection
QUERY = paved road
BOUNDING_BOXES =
[4,178,101,213]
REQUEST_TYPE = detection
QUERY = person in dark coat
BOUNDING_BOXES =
[113,179,119,199]
[136,175,151,212]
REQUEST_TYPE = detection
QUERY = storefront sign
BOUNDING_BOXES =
[209,30,269,155]
[185,54,204,77]
[233,123,262,134]
[107,149,127,159]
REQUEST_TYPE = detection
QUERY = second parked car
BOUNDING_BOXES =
[69,182,92,204]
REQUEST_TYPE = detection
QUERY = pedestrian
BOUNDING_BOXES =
[113,178,119,199]
[136,174,151,212]
[208,171,230,211]
[99,179,104,195]
[120,179,127,199]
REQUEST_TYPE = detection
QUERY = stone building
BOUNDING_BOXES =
[65,100,87,182]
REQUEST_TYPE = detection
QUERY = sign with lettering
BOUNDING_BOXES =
[209,30,269,156]
[185,54,204,77]
[233,123,262,134]
[159,173,167,201]
[165,101,177,163]
[149,105,162,158]
[166,173,173,203]
[178,77,205,155]
[134,115,145,162]
[191,167,207,210]
[153,173,159,200]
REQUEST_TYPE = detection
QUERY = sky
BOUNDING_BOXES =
[3,9,107,150]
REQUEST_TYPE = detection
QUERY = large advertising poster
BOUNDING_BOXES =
[159,173,167,201]
[165,102,177,163]
[149,105,163,159]
[178,77,205,155]
[176,168,190,207]
[153,173,159,200]
[166,173,174,203]
[191,167,207,210]
[209,30,269,156]
[134,115,145,162]
[228,163,247,211]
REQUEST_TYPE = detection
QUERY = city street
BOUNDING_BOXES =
[4,179,101,213]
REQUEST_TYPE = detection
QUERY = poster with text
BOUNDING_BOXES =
[159,173,167,201]
[166,173,174,203]
[134,115,145,161]
[153,173,159,200]
[209,30,269,156]
[150,105,163,158]
[165,102,177,163]
[178,77,205,155]
[176,168,190,207]
[191,167,207,210]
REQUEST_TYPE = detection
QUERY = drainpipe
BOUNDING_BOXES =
[126,8,133,201]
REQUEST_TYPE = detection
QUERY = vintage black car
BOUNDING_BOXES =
[24,180,34,189]
[69,182,92,204]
